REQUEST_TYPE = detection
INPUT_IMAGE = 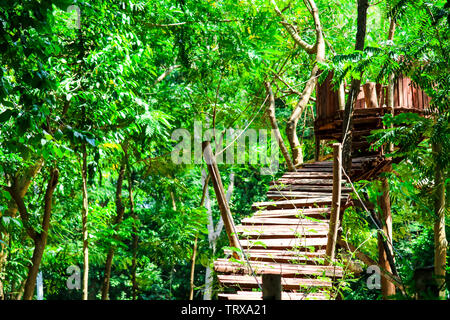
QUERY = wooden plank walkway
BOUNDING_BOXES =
[215,161,349,300]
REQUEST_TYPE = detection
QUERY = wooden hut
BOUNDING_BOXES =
[314,72,431,158]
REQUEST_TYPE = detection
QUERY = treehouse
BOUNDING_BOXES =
[213,73,433,301]
[314,73,431,162]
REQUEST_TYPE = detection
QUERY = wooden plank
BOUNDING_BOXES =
[266,191,349,200]
[252,197,336,210]
[241,217,329,225]
[253,207,330,216]
[281,173,333,179]
[223,249,326,263]
[214,259,343,277]
[269,185,351,193]
[394,75,399,107]
[412,83,418,109]
[236,224,329,232]
[363,82,379,108]
[237,237,329,250]
[271,179,334,186]
[266,191,338,197]
[253,210,330,219]
[218,291,329,300]
[235,225,329,238]
[418,86,424,110]
[217,275,332,290]
[223,248,326,258]
[405,77,412,108]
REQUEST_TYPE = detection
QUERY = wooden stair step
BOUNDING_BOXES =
[238,237,329,250]
[235,224,328,238]
[267,191,349,200]
[269,185,351,193]
[293,167,333,173]
[214,259,343,277]
[252,198,335,210]
[253,208,331,218]
[217,274,332,290]
[271,179,334,186]
[281,173,333,179]
[241,217,329,225]
[218,291,329,300]
[223,249,326,264]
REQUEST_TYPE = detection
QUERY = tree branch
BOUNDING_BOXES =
[153,65,181,85]
[271,0,316,54]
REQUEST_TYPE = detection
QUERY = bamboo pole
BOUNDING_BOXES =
[202,141,240,259]
[325,143,342,263]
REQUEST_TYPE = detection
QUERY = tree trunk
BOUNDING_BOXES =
[101,158,127,300]
[377,174,396,299]
[271,0,325,168]
[189,237,197,300]
[285,66,320,166]
[0,159,44,299]
[202,170,214,300]
[342,0,369,173]
[432,142,447,299]
[101,249,115,300]
[81,143,89,300]
[19,169,59,300]
[264,82,296,172]
[128,170,139,300]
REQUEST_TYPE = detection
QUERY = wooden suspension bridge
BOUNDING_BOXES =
[206,73,430,300]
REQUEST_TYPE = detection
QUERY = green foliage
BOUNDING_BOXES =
[0,0,448,301]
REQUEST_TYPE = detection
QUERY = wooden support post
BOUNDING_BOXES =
[262,274,281,300]
[338,82,345,111]
[326,143,342,263]
[377,171,396,299]
[363,82,379,109]
[202,141,240,259]
[315,136,321,161]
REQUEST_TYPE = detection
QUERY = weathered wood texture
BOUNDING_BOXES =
[214,162,354,300]
[214,156,400,300]
[325,144,342,263]
[315,72,431,157]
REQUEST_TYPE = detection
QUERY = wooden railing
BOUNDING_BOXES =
[325,143,342,263]
[315,72,431,128]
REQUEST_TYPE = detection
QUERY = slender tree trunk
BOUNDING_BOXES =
[202,170,214,300]
[432,142,447,299]
[81,143,89,300]
[101,158,127,300]
[377,174,396,299]
[285,66,320,166]
[23,241,45,300]
[264,82,296,171]
[342,0,369,173]
[271,0,325,168]
[189,237,198,300]
[101,249,115,300]
[128,170,139,300]
[17,169,59,300]
[0,159,44,298]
